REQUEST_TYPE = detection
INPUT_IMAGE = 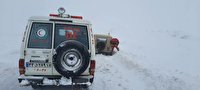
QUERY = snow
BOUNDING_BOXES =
[43,78,57,85]
[92,52,200,90]
[20,80,30,86]
[59,77,72,85]
[0,0,200,90]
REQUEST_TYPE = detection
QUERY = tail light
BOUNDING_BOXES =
[89,60,96,75]
[19,59,25,75]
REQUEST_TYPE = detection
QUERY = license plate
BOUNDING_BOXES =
[26,62,51,68]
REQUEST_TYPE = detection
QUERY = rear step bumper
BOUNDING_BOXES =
[18,75,93,86]
[18,75,44,81]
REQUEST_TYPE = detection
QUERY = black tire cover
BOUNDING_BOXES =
[53,40,90,77]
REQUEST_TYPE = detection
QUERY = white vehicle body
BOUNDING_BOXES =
[18,11,96,88]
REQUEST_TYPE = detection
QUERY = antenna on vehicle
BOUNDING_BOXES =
[108,29,113,36]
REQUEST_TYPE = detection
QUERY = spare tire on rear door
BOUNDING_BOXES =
[53,40,90,77]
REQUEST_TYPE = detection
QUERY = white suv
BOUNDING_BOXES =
[18,8,96,89]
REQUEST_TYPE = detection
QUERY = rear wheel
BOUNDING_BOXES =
[60,49,83,71]
[54,41,90,77]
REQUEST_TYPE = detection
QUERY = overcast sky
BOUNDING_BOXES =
[0,0,199,36]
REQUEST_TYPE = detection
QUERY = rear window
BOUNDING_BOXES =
[28,22,53,49]
[54,24,89,48]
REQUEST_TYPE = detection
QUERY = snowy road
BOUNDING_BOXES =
[92,51,200,90]
[1,0,200,90]
[0,50,200,90]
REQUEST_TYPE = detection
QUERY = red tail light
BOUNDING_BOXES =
[19,59,25,75]
[90,60,96,75]
[71,16,83,19]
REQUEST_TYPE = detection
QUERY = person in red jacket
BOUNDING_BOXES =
[110,38,119,52]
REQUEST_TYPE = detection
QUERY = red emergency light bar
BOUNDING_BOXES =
[49,14,83,19]
[70,16,83,19]
[49,14,59,17]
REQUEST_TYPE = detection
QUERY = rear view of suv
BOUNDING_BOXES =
[18,8,96,88]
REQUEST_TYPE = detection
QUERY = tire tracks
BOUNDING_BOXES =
[113,52,190,90]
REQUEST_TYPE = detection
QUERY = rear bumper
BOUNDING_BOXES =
[18,75,44,84]
[18,75,93,86]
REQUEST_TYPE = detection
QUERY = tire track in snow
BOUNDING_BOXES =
[92,54,134,90]
[112,51,191,90]
[0,65,31,90]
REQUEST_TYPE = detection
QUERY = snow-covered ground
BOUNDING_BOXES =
[0,0,200,90]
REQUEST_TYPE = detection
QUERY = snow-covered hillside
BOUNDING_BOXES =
[0,0,200,90]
